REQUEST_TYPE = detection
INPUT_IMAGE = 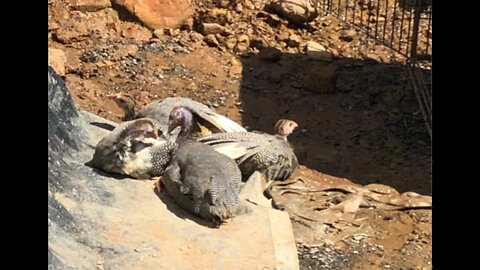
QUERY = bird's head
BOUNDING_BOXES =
[120,118,160,144]
[274,119,298,137]
[168,106,193,134]
[107,93,136,120]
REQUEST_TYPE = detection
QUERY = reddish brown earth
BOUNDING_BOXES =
[48,0,432,269]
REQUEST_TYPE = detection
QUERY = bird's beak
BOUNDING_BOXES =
[167,120,175,134]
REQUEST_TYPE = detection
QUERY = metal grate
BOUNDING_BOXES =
[318,0,432,139]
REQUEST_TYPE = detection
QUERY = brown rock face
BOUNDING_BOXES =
[113,0,193,30]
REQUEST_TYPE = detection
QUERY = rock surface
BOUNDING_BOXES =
[48,0,432,267]
[68,0,111,12]
[270,0,318,24]
[48,48,67,76]
[305,41,333,62]
[48,66,299,269]
[112,0,193,30]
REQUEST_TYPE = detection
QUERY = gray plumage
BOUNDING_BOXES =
[94,94,246,178]
[109,94,246,136]
[162,106,242,226]
[198,119,299,181]
[141,97,244,131]
[89,118,177,179]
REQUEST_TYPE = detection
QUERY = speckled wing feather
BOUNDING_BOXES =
[90,119,177,179]
[162,140,242,225]
[137,97,246,134]
[198,132,298,181]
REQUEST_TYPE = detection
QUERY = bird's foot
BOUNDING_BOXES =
[153,177,162,192]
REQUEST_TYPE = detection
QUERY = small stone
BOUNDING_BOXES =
[163,28,174,36]
[153,29,164,38]
[259,47,281,62]
[276,31,289,42]
[305,41,333,62]
[270,0,318,24]
[214,0,230,8]
[235,35,250,52]
[49,21,60,31]
[250,38,268,50]
[204,34,220,47]
[118,44,139,57]
[201,23,226,35]
[244,0,255,9]
[234,3,243,12]
[189,32,204,42]
[53,22,89,44]
[365,53,382,62]
[48,48,67,76]
[68,0,111,12]
[287,34,301,48]
[339,32,354,42]
[225,36,237,49]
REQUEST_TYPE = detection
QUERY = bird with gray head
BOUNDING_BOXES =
[198,119,299,182]
[161,106,243,226]
[89,118,177,179]
[107,93,246,137]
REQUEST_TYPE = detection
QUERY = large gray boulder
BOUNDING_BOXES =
[47,66,298,270]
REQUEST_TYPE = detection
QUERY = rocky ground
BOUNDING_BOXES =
[48,0,432,269]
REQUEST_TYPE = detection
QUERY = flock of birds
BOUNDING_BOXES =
[89,93,299,226]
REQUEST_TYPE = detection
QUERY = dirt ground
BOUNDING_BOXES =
[48,0,431,269]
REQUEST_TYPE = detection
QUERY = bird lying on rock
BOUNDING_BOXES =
[89,118,177,179]
[198,119,299,181]
[91,93,247,180]
[107,93,246,137]
[160,106,243,226]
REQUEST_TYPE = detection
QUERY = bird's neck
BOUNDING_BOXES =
[124,109,136,121]
[175,123,192,144]
[122,98,137,120]
[276,134,288,141]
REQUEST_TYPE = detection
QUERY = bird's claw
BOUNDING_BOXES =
[153,177,162,192]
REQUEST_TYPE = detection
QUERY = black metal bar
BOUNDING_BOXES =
[409,67,432,140]
[399,0,406,53]
[337,0,341,17]
[418,69,432,114]
[360,1,364,28]
[425,7,432,55]
[382,0,388,42]
[410,2,422,64]
[374,0,381,38]
[367,1,372,35]
[390,0,398,47]
[352,0,356,25]
[406,4,413,61]
[345,0,349,20]
[320,0,430,60]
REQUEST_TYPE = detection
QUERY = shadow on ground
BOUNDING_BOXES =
[237,49,431,195]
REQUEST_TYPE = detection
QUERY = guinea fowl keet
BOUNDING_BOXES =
[89,118,177,179]
[161,106,242,226]
[198,119,299,181]
[108,93,246,137]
